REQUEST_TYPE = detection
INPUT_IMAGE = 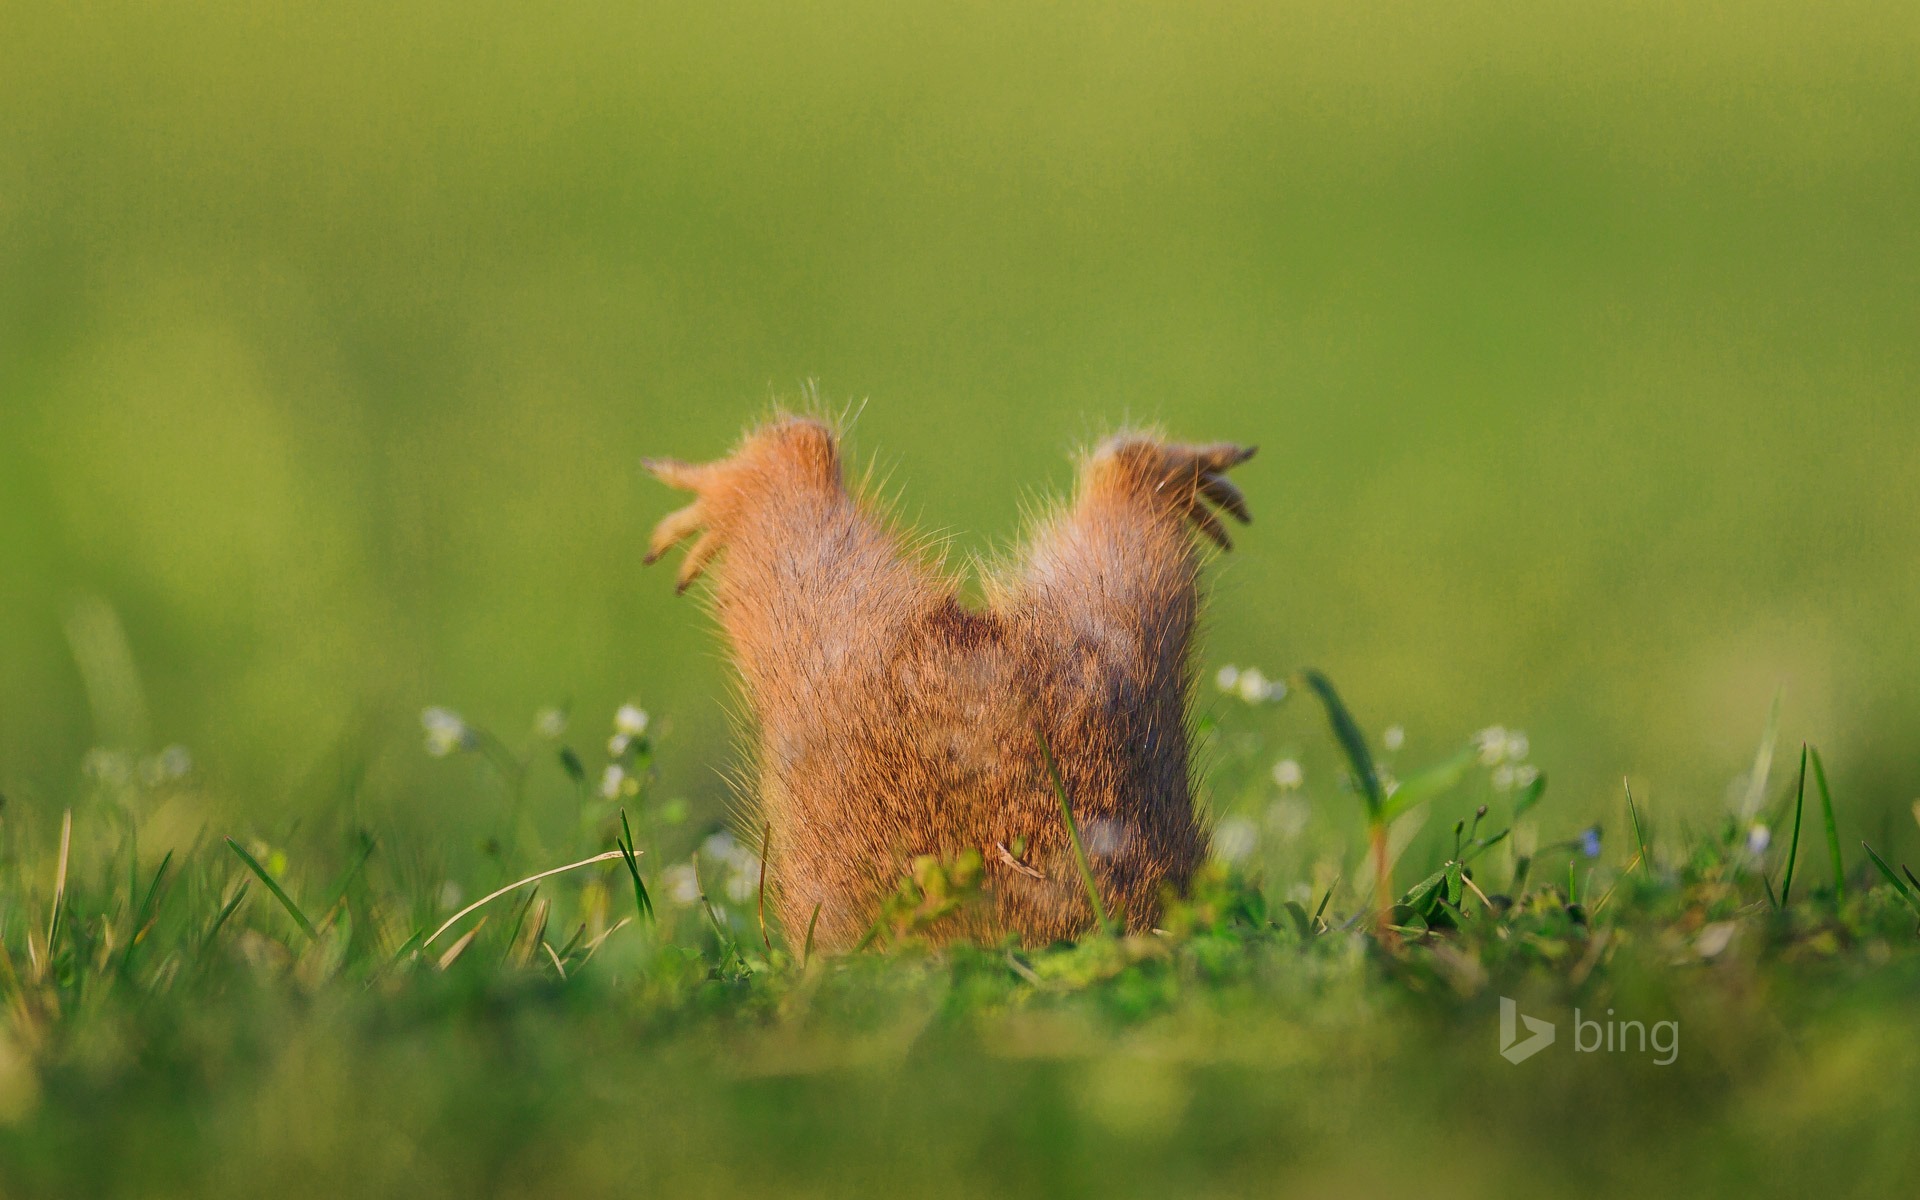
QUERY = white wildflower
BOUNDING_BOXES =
[533,708,568,739]
[1475,726,1510,766]
[1214,817,1258,864]
[724,868,758,904]
[1215,665,1241,693]
[139,744,193,787]
[422,707,475,757]
[600,764,628,800]
[1271,758,1304,791]
[1505,731,1530,762]
[614,704,650,738]
[1746,824,1771,856]
[608,733,631,758]
[663,864,701,906]
[1491,764,1517,792]
[82,748,134,787]
[1236,667,1271,704]
[1266,796,1311,841]
[1514,764,1540,789]
[702,831,762,878]
[1383,725,1406,753]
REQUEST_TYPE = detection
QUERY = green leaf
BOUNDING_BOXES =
[1739,687,1784,819]
[1810,747,1844,902]
[1623,778,1650,871]
[1514,772,1548,819]
[1300,670,1382,821]
[1281,900,1314,940]
[1380,744,1477,823]
[1034,724,1112,934]
[225,837,316,940]
[1862,841,1920,916]
[1779,744,1807,906]
[616,809,654,924]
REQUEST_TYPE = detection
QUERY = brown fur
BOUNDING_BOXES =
[644,417,1254,948]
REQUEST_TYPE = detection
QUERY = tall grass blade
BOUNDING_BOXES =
[322,834,377,919]
[199,880,251,957]
[1301,670,1383,819]
[423,849,634,948]
[1810,747,1844,901]
[225,837,316,940]
[1738,687,1783,819]
[756,820,773,953]
[802,903,822,970]
[436,918,487,970]
[124,849,174,962]
[1779,744,1807,906]
[47,808,74,956]
[1862,841,1920,916]
[616,810,654,925]
[1624,778,1650,873]
[1033,724,1111,934]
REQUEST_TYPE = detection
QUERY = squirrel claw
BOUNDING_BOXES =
[646,501,707,565]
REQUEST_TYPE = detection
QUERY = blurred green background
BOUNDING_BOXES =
[3,1,1917,846]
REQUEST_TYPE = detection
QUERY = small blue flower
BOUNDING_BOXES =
[1578,827,1603,859]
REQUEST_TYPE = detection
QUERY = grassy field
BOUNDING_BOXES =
[4,1,1920,1193]
[2,690,1919,1197]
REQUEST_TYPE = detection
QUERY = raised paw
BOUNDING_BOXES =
[642,417,845,593]
[641,462,722,593]
[1090,437,1257,550]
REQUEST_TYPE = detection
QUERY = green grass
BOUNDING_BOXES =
[2,684,1917,1198]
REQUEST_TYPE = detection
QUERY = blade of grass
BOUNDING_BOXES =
[615,810,654,925]
[1810,747,1844,901]
[1739,687,1783,820]
[382,927,428,972]
[422,849,634,948]
[225,837,316,940]
[198,880,250,957]
[120,850,174,975]
[690,851,740,966]
[802,903,822,969]
[1033,724,1111,934]
[499,887,541,966]
[1862,841,1920,916]
[1513,772,1548,820]
[1779,744,1807,906]
[756,820,772,953]
[321,834,377,920]
[1313,878,1338,924]
[47,809,72,952]
[576,916,633,967]
[1624,779,1650,873]
[1300,670,1383,819]
[436,917,487,970]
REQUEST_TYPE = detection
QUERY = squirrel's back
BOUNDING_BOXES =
[646,416,1254,947]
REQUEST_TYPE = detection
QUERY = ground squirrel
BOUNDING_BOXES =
[645,416,1255,948]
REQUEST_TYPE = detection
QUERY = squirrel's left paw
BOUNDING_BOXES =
[1091,438,1257,549]
[641,459,721,593]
